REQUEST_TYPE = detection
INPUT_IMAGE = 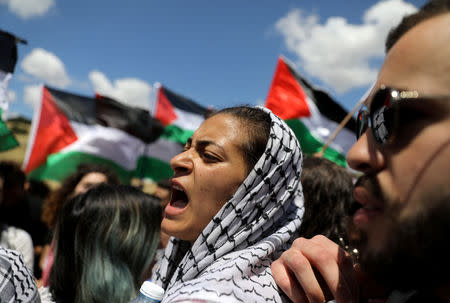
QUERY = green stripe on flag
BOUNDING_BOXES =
[285,119,348,167]
[0,109,19,152]
[136,156,173,181]
[28,151,173,183]
[28,152,132,183]
[160,124,194,145]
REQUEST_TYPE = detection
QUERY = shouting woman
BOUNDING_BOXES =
[153,106,304,302]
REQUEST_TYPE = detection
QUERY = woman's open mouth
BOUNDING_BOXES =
[164,182,190,217]
[170,184,189,209]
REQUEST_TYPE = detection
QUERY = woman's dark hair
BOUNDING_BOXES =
[50,184,161,303]
[41,163,120,230]
[209,106,271,173]
[298,157,355,246]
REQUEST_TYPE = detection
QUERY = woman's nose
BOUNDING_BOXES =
[170,149,193,174]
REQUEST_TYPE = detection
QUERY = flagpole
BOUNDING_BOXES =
[315,94,367,158]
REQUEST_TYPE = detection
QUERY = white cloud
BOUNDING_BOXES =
[89,70,152,110]
[23,84,42,109]
[275,0,417,94]
[7,90,16,102]
[2,0,54,19]
[21,48,70,88]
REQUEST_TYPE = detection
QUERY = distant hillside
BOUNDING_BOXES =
[0,116,31,165]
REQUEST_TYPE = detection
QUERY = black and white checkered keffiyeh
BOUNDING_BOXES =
[153,107,304,303]
[0,246,41,303]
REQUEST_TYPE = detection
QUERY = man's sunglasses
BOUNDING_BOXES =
[357,86,450,146]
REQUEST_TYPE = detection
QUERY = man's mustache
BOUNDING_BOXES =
[349,174,384,216]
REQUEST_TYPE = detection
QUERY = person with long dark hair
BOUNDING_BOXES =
[39,184,161,303]
[40,163,120,285]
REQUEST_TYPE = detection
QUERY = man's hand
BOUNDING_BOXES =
[271,235,359,303]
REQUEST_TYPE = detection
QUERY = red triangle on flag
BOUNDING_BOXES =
[154,86,178,126]
[265,57,311,120]
[24,87,78,173]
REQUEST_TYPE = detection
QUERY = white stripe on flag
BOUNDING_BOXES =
[173,108,204,131]
[0,70,12,111]
[65,121,183,170]
[66,122,143,170]
[144,137,183,163]
[303,96,356,155]
[23,84,44,172]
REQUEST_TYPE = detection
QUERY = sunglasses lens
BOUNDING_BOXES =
[370,88,395,145]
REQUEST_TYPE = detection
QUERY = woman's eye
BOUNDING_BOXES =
[202,152,218,161]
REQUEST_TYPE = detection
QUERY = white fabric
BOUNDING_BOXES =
[153,107,304,302]
[38,286,55,303]
[172,108,204,131]
[66,121,144,170]
[302,95,355,155]
[0,70,12,111]
[0,226,34,271]
[64,122,182,169]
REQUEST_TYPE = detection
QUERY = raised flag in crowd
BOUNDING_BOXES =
[265,56,356,167]
[153,84,211,145]
[0,30,24,151]
[22,85,174,183]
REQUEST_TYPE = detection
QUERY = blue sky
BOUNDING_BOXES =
[1,0,426,120]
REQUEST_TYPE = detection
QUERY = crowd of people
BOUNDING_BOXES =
[0,0,449,302]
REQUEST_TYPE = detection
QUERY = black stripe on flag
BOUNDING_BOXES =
[286,64,356,133]
[162,86,209,116]
[46,86,164,143]
[0,30,18,73]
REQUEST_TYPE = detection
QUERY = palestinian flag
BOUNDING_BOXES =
[154,85,210,145]
[265,57,356,167]
[22,86,176,183]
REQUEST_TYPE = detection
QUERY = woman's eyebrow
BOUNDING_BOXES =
[196,140,225,152]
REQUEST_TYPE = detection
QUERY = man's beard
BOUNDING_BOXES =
[352,176,450,292]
